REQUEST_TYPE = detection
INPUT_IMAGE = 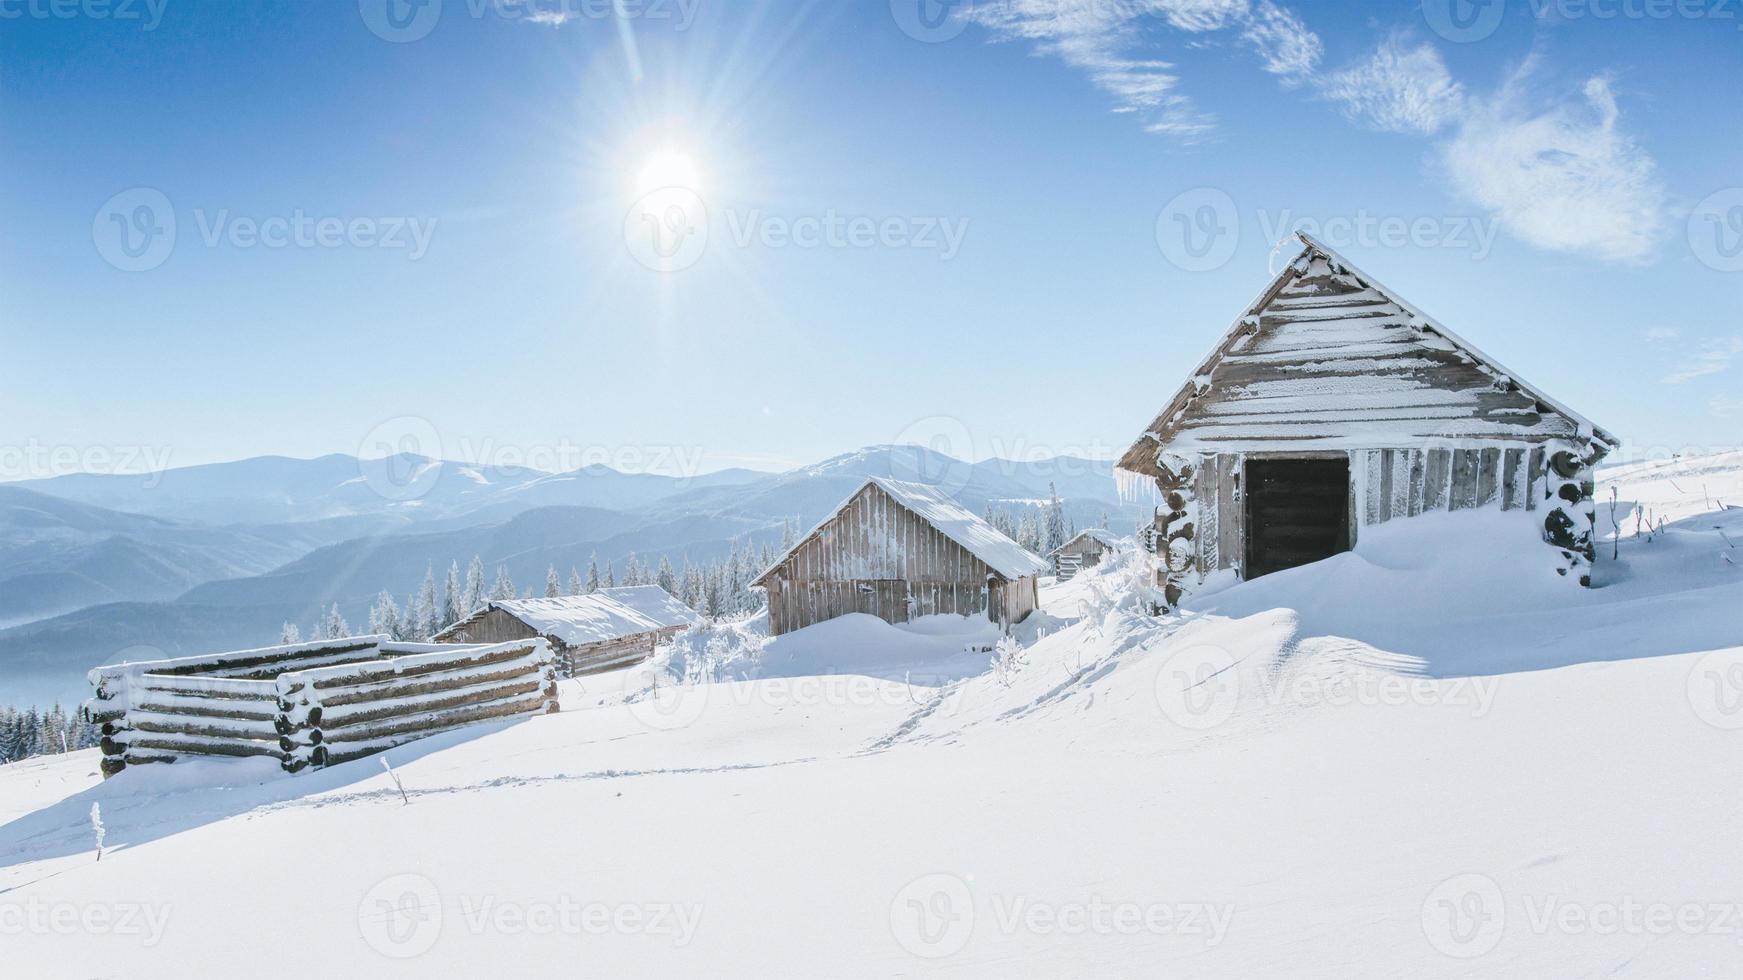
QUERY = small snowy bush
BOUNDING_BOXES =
[990,634,1029,687]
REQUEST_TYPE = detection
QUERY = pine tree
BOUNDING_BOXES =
[464,555,488,613]
[624,553,642,587]
[402,592,425,641]
[418,565,440,637]
[443,561,463,628]
[604,560,616,589]
[568,567,583,596]
[656,556,677,594]
[1044,482,1067,554]
[491,565,516,600]
[585,553,600,593]
[367,590,403,638]
[545,564,562,598]
[323,603,350,639]
[280,622,302,645]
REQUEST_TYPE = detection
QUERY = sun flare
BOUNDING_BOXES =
[636,149,702,195]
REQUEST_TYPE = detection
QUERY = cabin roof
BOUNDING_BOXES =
[1050,528,1122,557]
[1116,232,1619,478]
[753,476,1050,585]
[450,585,699,648]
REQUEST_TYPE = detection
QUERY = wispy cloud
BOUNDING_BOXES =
[1662,337,1743,385]
[1645,326,1680,342]
[1441,66,1665,262]
[966,0,1320,141]
[960,3,1670,263]
[1321,33,1464,135]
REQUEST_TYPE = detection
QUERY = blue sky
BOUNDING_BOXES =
[1,0,1739,478]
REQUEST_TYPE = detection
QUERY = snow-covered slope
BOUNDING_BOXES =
[3,462,1739,977]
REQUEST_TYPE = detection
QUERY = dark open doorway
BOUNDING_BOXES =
[1244,457,1352,579]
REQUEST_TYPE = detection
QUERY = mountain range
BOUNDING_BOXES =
[0,446,1138,708]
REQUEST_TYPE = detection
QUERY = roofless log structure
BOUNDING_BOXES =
[1118,233,1618,609]
[83,635,558,777]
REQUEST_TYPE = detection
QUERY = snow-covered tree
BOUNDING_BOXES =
[367,590,403,638]
[604,560,616,589]
[323,603,351,639]
[1043,482,1067,554]
[418,565,440,637]
[568,567,583,596]
[545,564,562,598]
[624,553,642,587]
[280,622,302,645]
[443,561,463,629]
[656,556,677,594]
[491,565,516,601]
[463,555,488,613]
[585,553,600,594]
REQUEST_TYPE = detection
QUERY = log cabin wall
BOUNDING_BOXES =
[760,482,1029,635]
[1187,445,1546,579]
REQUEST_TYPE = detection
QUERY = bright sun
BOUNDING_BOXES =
[636,149,702,195]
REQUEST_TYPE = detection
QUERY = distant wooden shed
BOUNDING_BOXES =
[1050,529,1120,581]
[1117,233,1618,609]
[434,585,699,677]
[752,476,1049,636]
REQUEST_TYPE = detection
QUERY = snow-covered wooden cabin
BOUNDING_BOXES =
[433,585,699,677]
[1050,528,1120,581]
[1117,232,1618,608]
[752,476,1049,635]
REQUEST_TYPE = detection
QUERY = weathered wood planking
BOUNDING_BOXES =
[1350,445,1540,529]
[759,481,1038,635]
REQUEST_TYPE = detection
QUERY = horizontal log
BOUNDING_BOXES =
[126,710,280,741]
[322,688,553,748]
[315,653,546,708]
[320,677,546,732]
[294,642,545,690]
[133,691,279,721]
[125,734,285,760]
[135,674,278,700]
[136,637,389,678]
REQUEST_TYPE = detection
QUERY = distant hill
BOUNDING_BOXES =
[0,445,1141,707]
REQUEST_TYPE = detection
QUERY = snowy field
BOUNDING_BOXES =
[3,457,1741,977]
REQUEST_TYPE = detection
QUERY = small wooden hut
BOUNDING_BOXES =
[752,476,1049,635]
[434,585,699,677]
[1050,529,1120,581]
[1117,232,1618,609]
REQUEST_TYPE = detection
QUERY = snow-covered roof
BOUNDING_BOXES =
[1051,528,1122,556]
[1116,232,1619,477]
[754,476,1050,585]
[487,586,699,647]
